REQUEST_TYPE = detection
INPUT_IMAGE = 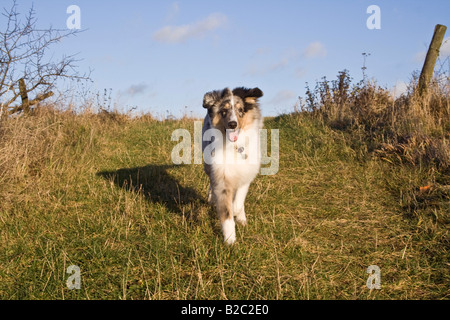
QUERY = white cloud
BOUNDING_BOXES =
[392,80,408,98]
[414,37,450,63]
[125,83,148,96]
[245,58,288,76]
[153,13,227,44]
[165,2,180,22]
[294,67,307,78]
[268,58,290,72]
[245,50,299,76]
[270,90,297,105]
[414,51,427,63]
[303,41,327,59]
[253,47,272,57]
[440,37,450,57]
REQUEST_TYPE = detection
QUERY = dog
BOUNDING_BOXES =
[202,87,264,245]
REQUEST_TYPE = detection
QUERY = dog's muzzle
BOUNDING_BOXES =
[228,121,237,129]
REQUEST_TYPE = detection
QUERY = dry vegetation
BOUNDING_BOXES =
[0,72,448,299]
[302,70,449,222]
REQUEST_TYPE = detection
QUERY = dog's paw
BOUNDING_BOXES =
[234,210,247,227]
[224,234,236,245]
[235,216,247,227]
[222,219,236,245]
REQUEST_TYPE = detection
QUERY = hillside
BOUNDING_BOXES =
[0,95,448,299]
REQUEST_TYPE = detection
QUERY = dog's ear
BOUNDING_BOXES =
[221,87,233,99]
[203,90,222,110]
[232,87,263,111]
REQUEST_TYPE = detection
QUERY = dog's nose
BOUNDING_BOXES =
[228,121,237,129]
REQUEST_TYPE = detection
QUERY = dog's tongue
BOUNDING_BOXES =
[227,130,239,142]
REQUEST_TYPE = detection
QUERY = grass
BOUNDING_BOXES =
[0,80,448,299]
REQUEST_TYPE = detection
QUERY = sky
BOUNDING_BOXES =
[4,0,450,117]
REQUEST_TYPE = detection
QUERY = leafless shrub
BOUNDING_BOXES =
[0,1,89,116]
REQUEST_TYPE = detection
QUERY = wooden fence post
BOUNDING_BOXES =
[18,78,30,113]
[9,79,54,115]
[418,24,447,95]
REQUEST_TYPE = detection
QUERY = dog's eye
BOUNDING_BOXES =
[221,110,227,118]
[238,109,244,117]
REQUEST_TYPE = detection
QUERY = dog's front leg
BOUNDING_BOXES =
[233,183,250,226]
[213,182,236,245]
[207,185,213,204]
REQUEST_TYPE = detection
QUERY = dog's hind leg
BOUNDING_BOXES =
[233,183,250,226]
[207,185,213,204]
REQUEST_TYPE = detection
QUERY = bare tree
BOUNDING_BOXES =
[0,1,89,115]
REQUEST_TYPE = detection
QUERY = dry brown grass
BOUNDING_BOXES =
[303,71,449,169]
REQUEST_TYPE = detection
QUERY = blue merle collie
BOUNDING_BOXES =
[202,87,263,245]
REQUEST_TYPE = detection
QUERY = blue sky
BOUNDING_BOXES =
[7,0,450,117]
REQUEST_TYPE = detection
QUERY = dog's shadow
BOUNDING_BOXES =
[97,164,207,220]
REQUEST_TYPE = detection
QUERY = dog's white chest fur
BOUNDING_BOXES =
[212,125,261,187]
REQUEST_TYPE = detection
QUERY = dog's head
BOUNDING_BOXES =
[203,87,263,142]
